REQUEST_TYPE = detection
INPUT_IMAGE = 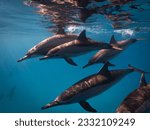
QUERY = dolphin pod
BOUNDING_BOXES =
[17,29,78,62]
[83,35,141,68]
[39,30,122,66]
[41,62,148,112]
[116,72,150,113]
[19,0,150,112]
[18,30,122,66]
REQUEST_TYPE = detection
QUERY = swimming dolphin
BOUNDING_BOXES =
[41,62,144,112]
[116,72,150,113]
[17,29,78,62]
[40,30,122,66]
[83,35,140,68]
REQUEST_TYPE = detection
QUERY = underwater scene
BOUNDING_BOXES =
[0,0,150,113]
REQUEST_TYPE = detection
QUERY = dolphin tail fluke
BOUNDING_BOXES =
[128,64,150,74]
[39,56,49,60]
[41,101,59,110]
[17,55,28,62]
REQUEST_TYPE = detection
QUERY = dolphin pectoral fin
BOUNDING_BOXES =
[79,101,97,113]
[17,55,28,62]
[64,57,78,66]
[83,63,92,69]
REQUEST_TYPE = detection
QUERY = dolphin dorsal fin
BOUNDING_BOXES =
[98,62,115,74]
[98,65,109,74]
[77,30,87,41]
[56,28,66,35]
[139,73,147,87]
[110,35,117,44]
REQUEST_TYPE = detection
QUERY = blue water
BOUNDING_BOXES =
[0,0,150,113]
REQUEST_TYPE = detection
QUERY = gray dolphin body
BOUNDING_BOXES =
[116,73,150,113]
[83,35,139,68]
[41,62,141,112]
[17,30,78,62]
[40,30,121,66]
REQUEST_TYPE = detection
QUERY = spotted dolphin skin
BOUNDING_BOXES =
[40,30,122,66]
[116,72,150,113]
[83,35,140,68]
[41,62,145,112]
[17,29,78,62]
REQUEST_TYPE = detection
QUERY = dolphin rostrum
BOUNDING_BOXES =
[17,29,78,62]
[40,30,122,66]
[83,35,141,68]
[116,71,150,113]
[41,62,145,112]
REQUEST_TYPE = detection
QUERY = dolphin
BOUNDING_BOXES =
[116,72,150,113]
[41,62,145,112]
[17,29,78,62]
[40,30,122,66]
[83,35,140,68]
